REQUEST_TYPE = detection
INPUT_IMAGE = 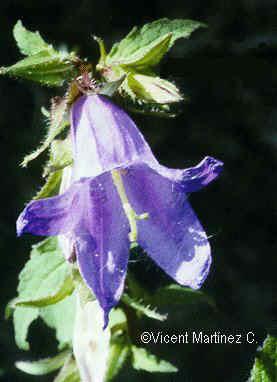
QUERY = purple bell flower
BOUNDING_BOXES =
[17,95,223,326]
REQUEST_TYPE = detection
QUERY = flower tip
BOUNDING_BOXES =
[16,212,26,237]
[102,309,110,330]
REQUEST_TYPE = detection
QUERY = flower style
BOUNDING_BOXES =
[17,94,223,326]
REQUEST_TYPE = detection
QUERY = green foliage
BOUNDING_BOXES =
[151,284,216,310]
[0,20,78,86]
[121,293,167,321]
[43,137,72,177]
[0,50,76,86]
[22,96,70,167]
[13,306,39,351]
[13,20,50,56]
[10,238,76,350]
[105,337,131,381]
[40,292,76,350]
[54,356,80,382]
[106,18,205,69]
[248,335,277,382]
[15,237,74,307]
[33,170,62,201]
[15,350,71,375]
[13,292,76,351]
[106,308,130,381]
[96,18,205,115]
[131,346,178,373]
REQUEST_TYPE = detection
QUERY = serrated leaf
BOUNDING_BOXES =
[0,50,77,86]
[33,170,62,201]
[13,306,39,350]
[16,349,71,376]
[40,292,76,349]
[21,96,69,167]
[248,335,277,382]
[13,20,50,56]
[15,237,74,307]
[54,356,80,382]
[131,346,178,373]
[152,284,216,309]
[106,18,206,68]
[121,293,167,321]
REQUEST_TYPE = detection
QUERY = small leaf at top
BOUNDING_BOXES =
[13,20,50,56]
[0,50,77,87]
[106,18,206,68]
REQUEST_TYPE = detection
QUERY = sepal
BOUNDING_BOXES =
[21,96,70,167]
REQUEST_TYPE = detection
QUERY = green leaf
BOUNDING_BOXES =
[13,306,39,350]
[13,20,50,56]
[105,339,131,381]
[33,170,62,201]
[12,291,76,351]
[105,308,130,381]
[15,237,74,307]
[121,293,167,321]
[15,349,71,376]
[98,76,126,97]
[248,335,277,382]
[40,292,76,350]
[151,284,216,309]
[131,346,178,373]
[21,96,69,167]
[43,137,72,177]
[0,50,77,87]
[54,356,80,382]
[106,18,206,68]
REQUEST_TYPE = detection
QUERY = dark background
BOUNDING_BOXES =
[1,0,277,381]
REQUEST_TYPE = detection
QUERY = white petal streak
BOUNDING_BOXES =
[175,243,210,289]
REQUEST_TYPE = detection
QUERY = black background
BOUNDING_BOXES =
[1,1,277,381]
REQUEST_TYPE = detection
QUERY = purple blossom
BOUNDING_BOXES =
[17,95,223,326]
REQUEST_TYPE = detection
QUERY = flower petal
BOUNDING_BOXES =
[71,95,157,180]
[121,162,212,289]
[73,172,130,326]
[16,181,83,237]
[151,156,223,192]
